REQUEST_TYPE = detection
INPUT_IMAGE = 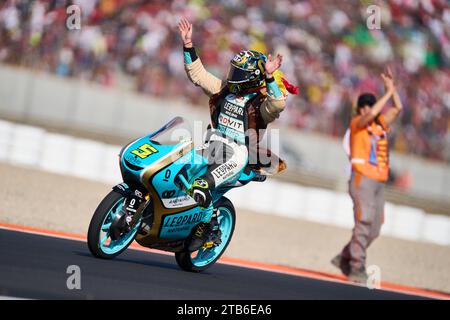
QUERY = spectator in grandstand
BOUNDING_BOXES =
[331,67,403,283]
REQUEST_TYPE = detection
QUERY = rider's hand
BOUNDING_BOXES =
[178,18,193,48]
[265,53,283,78]
[381,66,395,93]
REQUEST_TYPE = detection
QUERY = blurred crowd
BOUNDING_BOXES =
[1,0,450,162]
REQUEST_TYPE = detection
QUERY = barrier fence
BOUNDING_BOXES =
[0,119,448,246]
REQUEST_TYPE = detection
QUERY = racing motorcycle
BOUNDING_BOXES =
[87,117,280,272]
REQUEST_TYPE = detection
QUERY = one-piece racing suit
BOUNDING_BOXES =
[183,46,287,206]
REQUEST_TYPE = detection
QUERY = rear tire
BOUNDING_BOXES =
[87,190,140,259]
[175,197,236,272]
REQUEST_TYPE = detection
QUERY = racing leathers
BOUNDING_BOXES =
[183,46,287,208]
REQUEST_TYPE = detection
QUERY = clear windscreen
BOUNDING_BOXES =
[149,117,192,146]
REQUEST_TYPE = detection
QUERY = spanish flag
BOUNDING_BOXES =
[272,70,299,95]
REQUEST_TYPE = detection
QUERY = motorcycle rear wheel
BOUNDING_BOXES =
[175,197,236,272]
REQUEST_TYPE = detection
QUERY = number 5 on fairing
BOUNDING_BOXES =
[131,143,158,159]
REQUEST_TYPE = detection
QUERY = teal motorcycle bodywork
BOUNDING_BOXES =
[88,117,265,270]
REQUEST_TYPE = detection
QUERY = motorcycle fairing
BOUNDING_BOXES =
[118,117,259,250]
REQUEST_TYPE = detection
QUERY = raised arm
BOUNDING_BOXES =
[383,67,403,125]
[178,18,222,97]
[357,70,395,129]
[260,54,287,124]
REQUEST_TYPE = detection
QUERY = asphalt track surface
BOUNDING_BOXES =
[0,229,429,300]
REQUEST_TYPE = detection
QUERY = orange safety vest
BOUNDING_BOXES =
[350,115,390,182]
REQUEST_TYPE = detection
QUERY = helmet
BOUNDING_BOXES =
[227,50,267,94]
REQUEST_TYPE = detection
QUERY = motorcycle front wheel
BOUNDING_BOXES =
[87,190,142,259]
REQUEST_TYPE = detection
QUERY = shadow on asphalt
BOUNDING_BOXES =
[72,250,181,272]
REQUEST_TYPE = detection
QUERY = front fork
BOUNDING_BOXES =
[111,183,150,238]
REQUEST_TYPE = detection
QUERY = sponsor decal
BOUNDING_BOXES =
[223,101,244,117]
[232,52,248,65]
[163,211,206,229]
[163,169,171,182]
[125,153,143,165]
[218,113,244,132]
[225,94,250,107]
[161,194,197,209]
[115,183,128,191]
[217,124,246,144]
[162,190,176,199]
[217,94,250,143]
[211,160,238,180]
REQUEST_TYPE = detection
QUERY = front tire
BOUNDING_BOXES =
[175,197,236,272]
[87,190,141,259]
